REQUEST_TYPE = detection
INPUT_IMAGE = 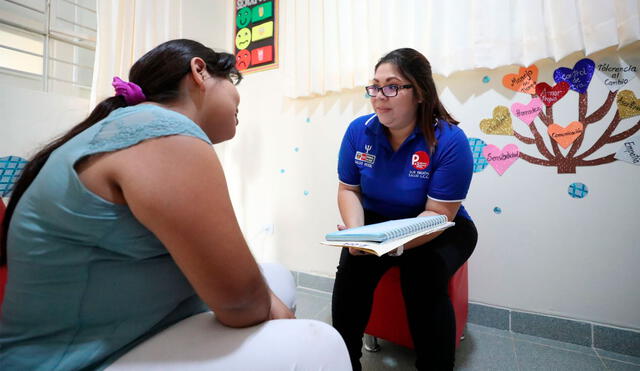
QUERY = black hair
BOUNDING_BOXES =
[375,48,458,150]
[1,39,241,265]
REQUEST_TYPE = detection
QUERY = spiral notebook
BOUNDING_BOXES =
[321,215,454,256]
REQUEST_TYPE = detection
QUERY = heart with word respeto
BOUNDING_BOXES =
[502,65,538,94]
[535,82,570,107]
[482,144,520,176]
[480,106,513,135]
[547,121,584,149]
[553,58,595,94]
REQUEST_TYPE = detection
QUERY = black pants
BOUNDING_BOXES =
[331,210,478,371]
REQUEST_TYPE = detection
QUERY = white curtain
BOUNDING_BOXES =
[282,0,640,98]
[90,0,183,106]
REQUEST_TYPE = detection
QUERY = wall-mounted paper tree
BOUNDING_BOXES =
[489,59,640,174]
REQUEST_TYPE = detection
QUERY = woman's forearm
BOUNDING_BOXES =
[337,187,364,228]
[404,203,459,250]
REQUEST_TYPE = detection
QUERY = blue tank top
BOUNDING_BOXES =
[0,104,212,370]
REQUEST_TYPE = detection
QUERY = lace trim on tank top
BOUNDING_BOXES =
[88,107,211,153]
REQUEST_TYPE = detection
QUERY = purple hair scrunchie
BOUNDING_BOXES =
[112,76,146,105]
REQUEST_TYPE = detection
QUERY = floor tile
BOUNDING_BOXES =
[514,339,605,370]
[295,288,331,320]
[595,348,640,367]
[602,359,640,371]
[465,323,513,339]
[297,272,335,292]
[512,331,597,356]
[455,327,518,370]
[594,325,640,358]
[511,311,591,347]
[600,359,640,370]
[468,303,510,330]
[312,303,332,325]
[360,338,416,371]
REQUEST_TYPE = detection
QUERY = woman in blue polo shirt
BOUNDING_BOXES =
[332,48,478,371]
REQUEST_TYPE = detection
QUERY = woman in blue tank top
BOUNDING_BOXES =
[0,39,297,370]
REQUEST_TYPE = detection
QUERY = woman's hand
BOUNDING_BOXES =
[338,224,370,256]
[268,291,296,320]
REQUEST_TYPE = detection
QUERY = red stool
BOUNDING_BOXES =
[364,262,468,350]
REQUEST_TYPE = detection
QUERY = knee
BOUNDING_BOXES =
[259,263,296,309]
[401,259,449,293]
[268,319,352,370]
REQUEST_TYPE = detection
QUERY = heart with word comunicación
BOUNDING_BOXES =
[547,121,584,149]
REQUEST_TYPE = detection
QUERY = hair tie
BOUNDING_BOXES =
[112,76,146,105]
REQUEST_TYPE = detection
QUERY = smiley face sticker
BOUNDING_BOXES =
[236,49,251,71]
[235,28,251,50]
[236,7,251,28]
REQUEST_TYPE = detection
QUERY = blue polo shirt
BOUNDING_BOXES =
[338,113,473,220]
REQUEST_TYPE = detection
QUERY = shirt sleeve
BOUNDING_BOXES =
[337,123,360,186]
[427,129,473,202]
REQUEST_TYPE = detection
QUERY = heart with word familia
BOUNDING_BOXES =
[482,144,519,176]
[535,82,570,107]
[553,58,595,94]
[502,65,538,94]
[596,56,639,92]
[616,90,640,119]
[480,106,513,135]
[510,97,543,125]
[614,135,640,166]
[547,121,584,149]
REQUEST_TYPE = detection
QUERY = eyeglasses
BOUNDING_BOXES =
[365,84,413,97]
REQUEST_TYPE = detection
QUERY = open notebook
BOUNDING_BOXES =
[322,215,454,257]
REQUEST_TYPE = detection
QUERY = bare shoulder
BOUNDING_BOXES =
[77,135,217,205]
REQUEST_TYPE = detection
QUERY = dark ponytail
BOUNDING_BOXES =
[375,48,458,151]
[1,39,241,265]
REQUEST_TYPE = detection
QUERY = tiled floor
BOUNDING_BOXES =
[296,287,640,371]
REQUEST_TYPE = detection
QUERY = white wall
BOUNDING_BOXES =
[441,50,640,331]
[215,5,640,331]
[0,84,89,161]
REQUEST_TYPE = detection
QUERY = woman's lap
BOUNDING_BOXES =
[107,263,351,371]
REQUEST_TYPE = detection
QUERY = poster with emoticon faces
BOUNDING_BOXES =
[234,0,278,73]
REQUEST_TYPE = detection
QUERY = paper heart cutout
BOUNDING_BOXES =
[596,57,639,91]
[553,58,595,94]
[510,97,543,125]
[468,137,489,173]
[502,65,538,94]
[482,144,519,176]
[614,135,640,165]
[0,155,28,197]
[480,106,513,135]
[616,90,640,119]
[535,82,570,107]
[548,121,584,149]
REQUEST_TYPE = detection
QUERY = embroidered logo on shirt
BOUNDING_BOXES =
[411,151,430,170]
[355,144,376,167]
